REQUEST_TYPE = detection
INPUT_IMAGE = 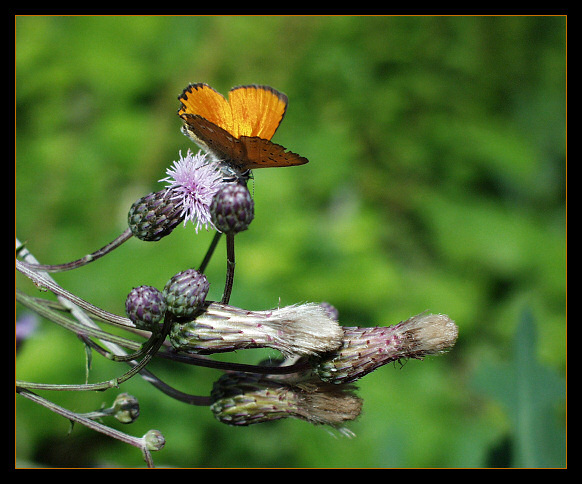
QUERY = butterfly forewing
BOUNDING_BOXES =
[178,83,234,133]
[229,85,288,139]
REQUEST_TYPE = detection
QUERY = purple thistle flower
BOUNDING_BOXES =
[159,150,224,233]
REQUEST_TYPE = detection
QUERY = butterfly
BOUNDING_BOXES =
[177,83,309,175]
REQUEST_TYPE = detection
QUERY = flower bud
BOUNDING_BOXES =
[313,313,458,384]
[163,269,209,319]
[170,302,343,357]
[112,393,140,424]
[143,429,165,452]
[210,183,254,234]
[210,372,362,429]
[125,286,167,331]
[128,190,184,241]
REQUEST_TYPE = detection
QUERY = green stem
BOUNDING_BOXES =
[221,233,235,304]
[16,314,174,392]
[16,290,139,350]
[16,260,133,329]
[17,228,133,273]
[199,231,222,273]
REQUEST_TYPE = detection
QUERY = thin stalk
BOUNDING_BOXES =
[221,233,235,304]
[16,290,139,351]
[17,228,133,273]
[16,387,161,468]
[198,231,222,273]
[16,314,174,392]
[16,259,133,329]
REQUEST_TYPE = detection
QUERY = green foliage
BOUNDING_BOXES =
[16,15,566,468]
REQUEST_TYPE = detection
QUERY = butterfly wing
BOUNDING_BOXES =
[228,85,288,139]
[178,83,234,133]
[181,114,246,164]
[238,136,309,169]
[178,83,308,171]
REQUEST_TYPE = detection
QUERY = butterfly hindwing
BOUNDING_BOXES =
[181,114,246,165]
[239,136,309,169]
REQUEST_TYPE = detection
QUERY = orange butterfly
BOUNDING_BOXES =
[177,83,309,174]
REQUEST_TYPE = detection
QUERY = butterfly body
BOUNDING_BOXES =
[178,83,309,174]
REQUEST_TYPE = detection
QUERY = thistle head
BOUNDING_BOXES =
[210,182,255,234]
[159,149,224,233]
[125,285,167,331]
[313,313,458,384]
[163,269,210,319]
[209,372,362,431]
[128,190,184,241]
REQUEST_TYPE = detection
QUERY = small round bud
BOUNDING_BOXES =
[163,269,209,319]
[128,190,184,241]
[210,183,254,234]
[143,429,165,452]
[125,286,167,330]
[112,393,140,424]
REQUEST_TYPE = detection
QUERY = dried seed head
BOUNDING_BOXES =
[170,302,344,357]
[210,372,362,430]
[313,313,458,384]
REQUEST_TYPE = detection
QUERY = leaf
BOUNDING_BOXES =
[471,308,566,467]
[512,309,566,467]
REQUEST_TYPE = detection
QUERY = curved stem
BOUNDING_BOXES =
[16,290,139,350]
[16,259,133,329]
[17,228,133,273]
[16,314,174,392]
[221,233,235,304]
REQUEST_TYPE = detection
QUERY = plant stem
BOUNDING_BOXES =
[16,259,133,330]
[16,313,174,392]
[17,228,133,273]
[199,231,222,273]
[221,233,235,304]
[16,386,160,468]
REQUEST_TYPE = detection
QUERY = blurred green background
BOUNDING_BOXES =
[15,15,566,468]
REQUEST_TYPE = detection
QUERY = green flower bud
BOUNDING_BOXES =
[128,190,184,241]
[163,269,209,319]
[143,429,165,452]
[112,393,140,424]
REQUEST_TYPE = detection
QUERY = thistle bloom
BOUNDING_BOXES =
[159,149,224,233]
